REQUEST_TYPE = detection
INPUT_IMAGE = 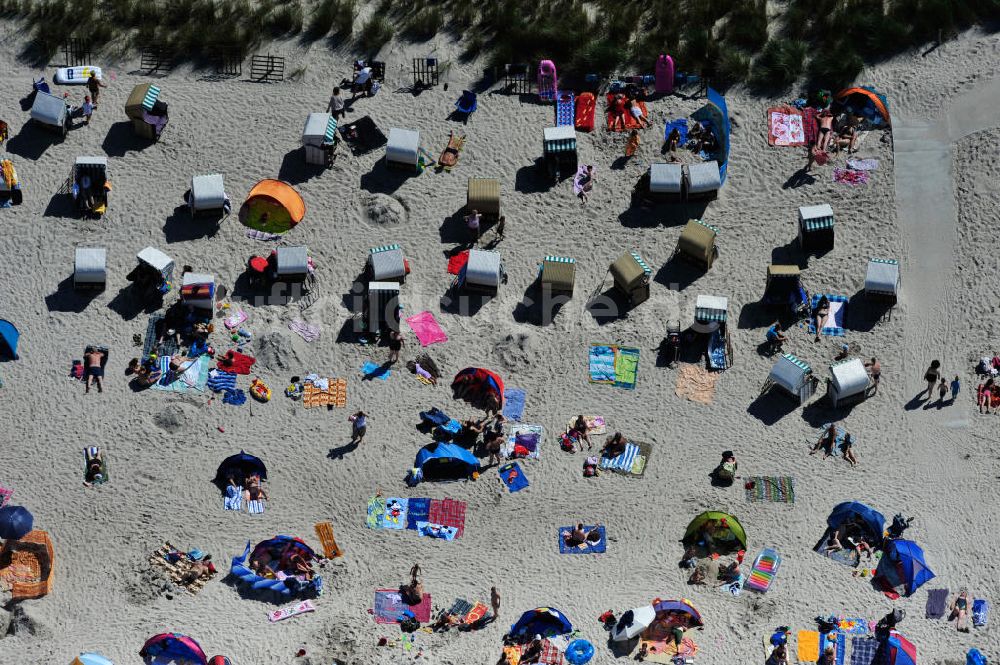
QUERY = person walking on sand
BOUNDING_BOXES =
[922,360,942,399]
[950,375,961,403]
[349,410,368,445]
[937,378,948,406]
[865,357,881,394]
[387,330,403,364]
[87,71,106,107]
[490,585,500,619]
[327,86,346,120]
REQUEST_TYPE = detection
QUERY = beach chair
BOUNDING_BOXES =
[71,156,110,216]
[543,126,577,183]
[610,251,652,306]
[125,83,168,141]
[674,219,719,270]
[762,353,818,404]
[685,160,722,201]
[798,204,835,253]
[540,256,576,298]
[455,90,477,116]
[864,258,899,321]
[763,265,809,319]
[132,247,174,295]
[467,178,501,222]
[365,281,401,332]
[188,174,230,217]
[367,244,407,282]
[826,358,872,407]
[693,295,733,370]
[386,128,420,171]
[274,246,312,285]
[74,247,107,290]
[29,90,70,137]
[302,112,338,167]
[462,249,504,294]
[180,272,216,311]
[648,163,684,202]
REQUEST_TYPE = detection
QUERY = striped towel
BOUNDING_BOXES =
[247,499,266,514]
[601,443,639,471]
[245,228,283,241]
[745,476,795,503]
[808,294,848,336]
[207,369,237,392]
[288,320,321,342]
[746,548,781,592]
[224,486,243,511]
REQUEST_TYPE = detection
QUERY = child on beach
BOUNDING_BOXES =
[950,376,960,402]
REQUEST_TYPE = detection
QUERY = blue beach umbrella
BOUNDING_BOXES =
[0,505,33,540]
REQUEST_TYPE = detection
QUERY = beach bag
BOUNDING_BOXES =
[967,649,987,665]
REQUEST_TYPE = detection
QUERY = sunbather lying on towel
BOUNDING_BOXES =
[602,432,627,458]
[812,295,830,342]
[432,611,463,632]
[563,523,602,548]
[180,555,216,586]
[809,423,838,458]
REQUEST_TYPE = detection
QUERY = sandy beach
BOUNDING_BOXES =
[0,17,999,665]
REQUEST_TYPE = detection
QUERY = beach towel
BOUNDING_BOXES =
[223,388,246,405]
[406,497,430,530]
[223,309,248,330]
[926,588,949,619]
[313,521,344,559]
[720,572,745,597]
[303,377,346,408]
[846,158,879,171]
[747,548,781,592]
[558,525,607,554]
[707,328,728,370]
[247,498,265,514]
[502,424,543,460]
[605,94,648,131]
[217,351,255,375]
[835,618,868,635]
[974,599,989,626]
[664,118,688,145]
[366,494,386,529]
[446,598,474,619]
[573,164,595,196]
[361,361,390,380]
[288,320,321,342]
[374,589,432,624]
[588,345,616,384]
[556,92,575,126]
[802,107,819,145]
[566,415,606,435]
[516,639,566,665]
[641,635,698,664]
[415,521,459,540]
[142,314,180,359]
[245,228,283,241]
[149,544,216,594]
[224,485,243,511]
[499,462,529,492]
[833,168,870,186]
[206,369,237,393]
[503,388,526,421]
[675,363,719,404]
[438,132,465,171]
[816,543,859,568]
[0,484,10,508]
[600,441,650,477]
[428,498,466,538]
[820,633,847,665]
[767,106,806,146]
[406,311,448,347]
[797,631,820,662]
[447,250,469,275]
[268,599,316,623]
[809,294,848,336]
[615,347,640,389]
[382,497,408,529]
[850,637,878,665]
[153,356,209,393]
[745,476,796,503]
[464,601,488,624]
[589,344,639,389]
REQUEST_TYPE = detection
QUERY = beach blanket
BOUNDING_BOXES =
[767,106,806,146]
[247,498,265,514]
[974,599,989,626]
[503,388,526,421]
[926,588,949,618]
[802,107,819,145]
[566,415,606,435]
[808,423,850,452]
[556,92,575,126]
[588,344,639,389]
[572,164,594,196]
[223,388,246,405]
[817,543,859,568]
[302,377,347,408]
[846,158,879,171]
[558,525,606,554]
[499,462,529,492]
[268,599,316,623]
[149,544,216,594]
[820,633,847,665]
[833,168,870,186]
[288,320,321,342]
[835,617,868,635]
[515,639,566,665]
[406,311,448,347]
[428,498,466,538]
[641,636,698,664]
[406,497,430,530]
[153,356,209,393]
[745,476,796,503]
[664,118,688,145]
[217,351,255,375]
[224,485,243,511]
[374,589,432,624]
[707,329,728,370]
[445,598,474,619]
[464,601,488,624]
[447,250,469,275]
[415,521,459,540]
[600,441,650,477]
[797,630,820,662]
[206,369,237,393]
[314,521,344,558]
[615,347,640,389]
[0,484,11,508]
[361,361,390,380]
[245,228,283,241]
[809,294,848,336]
[850,637,878,665]
[605,94,648,131]
[142,314,180,359]
[746,548,781,592]
[675,363,719,404]
[366,494,386,529]
[502,424,543,460]
[382,497,408,529]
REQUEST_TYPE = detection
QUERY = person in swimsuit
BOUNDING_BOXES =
[387,330,404,364]
[602,432,627,458]
[865,357,881,394]
[665,127,681,160]
[950,589,971,632]
[573,415,592,449]
[817,109,834,150]
[812,295,830,342]
[349,411,368,445]
[84,346,105,393]
[810,423,838,458]
[841,433,858,466]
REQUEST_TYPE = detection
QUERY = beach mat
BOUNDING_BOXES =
[746,476,796,503]
[605,94,648,131]
[361,361,390,380]
[926,588,949,619]
[816,543,860,568]
[268,599,316,623]
[499,462,529,492]
[366,494,386,529]
[503,388,526,421]
[464,601,488,624]
[808,294,848,336]
[447,250,469,275]
[381,497,408,530]
[797,630,820,662]
[152,356,209,393]
[514,639,566,665]
[834,618,868,635]
[614,346,639,389]
[556,92,575,126]
[820,633,847,665]
[414,521,459,540]
[599,441,651,477]
[675,363,719,404]
[588,345,615,384]
[405,311,448,347]
[314,521,344,559]
[502,424,543,460]
[850,637,878,665]
[664,118,688,145]
[588,344,639,389]
[143,314,179,359]
[217,351,256,375]
[302,378,347,408]
[767,106,806,146]
[428,498,466,538]
[374,589,432,624]
[558,525,606,554]
[746,548,781,592]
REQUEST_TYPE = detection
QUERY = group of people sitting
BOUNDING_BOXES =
[809,423,858,466]
[818,519,876,566]
[664,121,718,162]
[225,472,269,505]
[249,546,314,582]
[456,413,508,467]
[816,109,863,154]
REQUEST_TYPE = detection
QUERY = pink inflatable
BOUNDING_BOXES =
[538,60,557,101]
[655,54,674,95]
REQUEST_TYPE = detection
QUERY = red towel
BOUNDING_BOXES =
[802,107,819,145]
[217,350,256,375]
[428,498,466,538]
[447,250,469,275]
[605,94,648,132]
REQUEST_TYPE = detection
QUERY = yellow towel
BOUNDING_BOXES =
[797,630,820,662]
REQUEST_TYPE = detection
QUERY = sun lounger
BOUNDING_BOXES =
[746,548,781,592]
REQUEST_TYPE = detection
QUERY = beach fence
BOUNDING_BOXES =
[411,57,439,88]
[139,45,174,75]
[498,63,533,95]
[213,47,243,77]
[62,38,91,67]
[250,53,285,82]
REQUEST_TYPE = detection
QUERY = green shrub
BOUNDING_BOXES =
[308,0,337,37]
[807,41,863,87]
[332,0,356,36]
[359,14,393,52]
[716,48,750,85]
[406,6,443,40]
[267,2,303,36]
[723,0,767,51]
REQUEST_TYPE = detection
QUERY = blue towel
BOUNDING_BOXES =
[808,294,849,336]
[558,525,607,554]
[224,486,243,511]
[223,388,246,405]
[973,599,989,626]
[707,329,727,369]
[415,521,458,541]
[502,388,526,421]
[820,633,846,665]
[665,118,688,144]
[588,345,616,383]
[362,361,390,380]
[406,498,431,529]
[499,462,529,492]
[207,370,237,392]
[420,408,451,427]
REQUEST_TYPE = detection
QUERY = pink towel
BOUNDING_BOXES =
[405,311,448,347]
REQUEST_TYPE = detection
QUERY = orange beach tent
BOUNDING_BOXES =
[238,179,305,234]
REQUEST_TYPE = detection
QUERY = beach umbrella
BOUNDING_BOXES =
[140,633,208,665]
[0,505,33,540]
[652,598,704,627]
[214,450,268,483]
[71,654,114,665]
[611,605,656,641]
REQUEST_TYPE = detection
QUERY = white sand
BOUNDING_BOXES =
[0,19,999,665]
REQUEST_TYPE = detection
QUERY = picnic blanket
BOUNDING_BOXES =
[802,107,819,145]
[143,314,180,358]
[556,92,575,126]
[415,521,459,540]
[499,462,529,492]
[217,351,255,374]
[745,476,796,503]
[514,639,565,665]
[974,599,989,626]
[588,344,639,389]
[302,377,347,408]
[600,441,650,477]
[746,548,781,592]
[447,250,469,275]
[797,630,820,662]
[847,158,879,171]
[206,369,237,393]
[850,637,878,665]
[664,118,688,145]
[502,424,543,460]
[374,589,432,624]
[834,168,870,186]
[361,361,390,380]
[428,498,466,538]
[314,521,344,558]
[675,363,719,404]
[288,320,321,342]
[808,294,848,336]
[767,106,806,146]
[267,599,316,623]
[503,388,526,421]
[406,311,448,347]
[558,525,606,554]
[153,356,209,393]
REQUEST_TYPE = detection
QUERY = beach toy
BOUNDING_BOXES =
[250,379,271,402]
[566,639,594,665]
